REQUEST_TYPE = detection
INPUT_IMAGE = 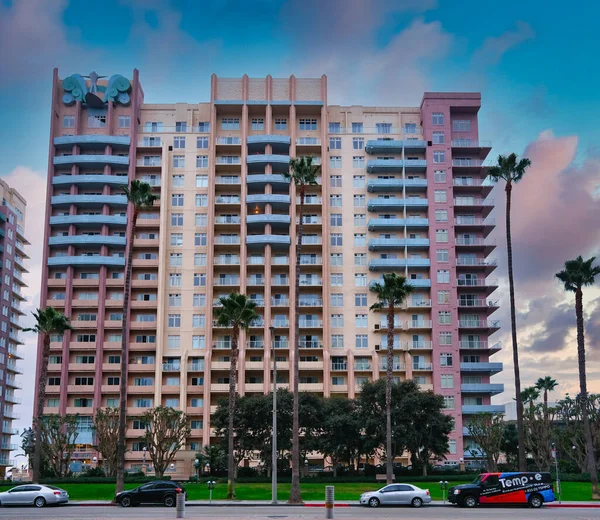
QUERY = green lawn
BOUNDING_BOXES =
[0,480,596,502]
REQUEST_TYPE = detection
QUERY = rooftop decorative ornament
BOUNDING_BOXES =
[62,72,131,106]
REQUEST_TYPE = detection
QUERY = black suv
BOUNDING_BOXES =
[115,481,187,507]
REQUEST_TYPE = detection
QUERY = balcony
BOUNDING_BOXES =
[462,404,506,414]
[407,299,432,309]
[460,362,503,374]
[48,255,125,267]
[379,362,406,371]
[216,136,242,146]
[453,198,494,215]
[246,214,291,227]
[354,363,372,371]
[298,196,323,205]
[246,174,290,189]
[406,320,433,329]
[215,196,241,206]
[246,194,291,209]
[53,154,129,167]
[247,276,265,286]
[365,140,403,154]
[299,298,323,307]
[214,256,241,266]
[368,237,429,250]
[367,159,426,173]
[459,341,501,352]
[271,278,289,286]
[456,257,497,268]
[54,135,130,148]
[214,236,241,245]
[331,362,348,371]
[247,135,291,148]
[403,139,427,150]
[368,258,430,271]
[247,154,291,173]
[367,198,428,211]
[301,236,322,246]
[50,215,127,228]
[298,383,324,392]
[407,341,433,350]
[213,277,240,286]
[299,319,323,328]
[299,360,324,370]
[367,218,428,231]
[461,383,504,395]
[215,156,241,166]
[458,299,499,309]
[212,341,232,349]
[457,279,498,294]
[454,217,495,233]
[367,178,427,192]
[138,137,162,148]
[271,319,290,328]
[455,237,496,251]
[162,363,181,372]
[52,174,129,188]
[451,140,492,152]
[247,340,265,349]
[299,256,323,265]
[412,363,433,371]
[299,341,322,349]
[299,278,322,287]
[271,297,290,307]
[246,235,291,248]
[296,137,321,152]
[452,159,488,169]
[215,216,241,225]
[49,235,127,248]
[459,319,501,331]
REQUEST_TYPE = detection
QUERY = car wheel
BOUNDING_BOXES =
[529,494,543,508]
[164,495,176,507]
[120,496,132,508]
[368,497,380,508]
[34,497,46,508]
[464,495,478,508]
[411,497,423,508]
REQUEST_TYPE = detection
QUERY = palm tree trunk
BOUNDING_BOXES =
[505,182,526,471]
[116,208,137,493]
[33,334,51,482]
[386,302,394,484]
[227,324,240,499]
[290,186,304,503]
[575,287,600,498]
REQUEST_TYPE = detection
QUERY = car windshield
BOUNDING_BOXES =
[471,474,485,485]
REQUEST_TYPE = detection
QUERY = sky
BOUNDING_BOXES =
[1,0,600,437]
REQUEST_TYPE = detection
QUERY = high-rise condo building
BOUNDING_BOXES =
[39,70,503,477]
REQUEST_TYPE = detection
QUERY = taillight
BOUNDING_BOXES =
[176,488,182,493]
[53,491,61,496]
[426,490,430,495]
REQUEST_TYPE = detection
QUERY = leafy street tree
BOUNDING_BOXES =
[117,180,158,493]
[20,428,50,477]
[195,445,227,476]
[369,273,413,483]
[93,408,122,477]
[140,406,190,478]
[284,156,320,504]
[536,376,559,411]
[500,423,519,469]
[214,293,259,499]
[465,413,504,472]
[24,307,73,482]
[556,255,600,498]
[488,153,532,471]
[523,402,555,471]
[41,414,79,478]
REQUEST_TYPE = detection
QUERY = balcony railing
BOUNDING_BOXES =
[188,363,205,371]
[456,257,497,267]
[407,320,433,328]
[273,340,288,349]
[213,341,231,349]
[299,256,323,265]
[409,299,432,308]
[299,217,322,225]
[458,299,499,307]
[271,298,290,306]
[457,278,498,287]
[214,256,240,265]
[379,363,406,370]
[299,278,322,286]
[138,138,162,147]
[216,156,241,165]
[213,278,240,286]
[452,159,487,167]
[215,176,241,184]
[298,196,323,204]
[413,363,433,371]
[451,139,491,148]
[454,198,494,207]
[407,341,433,349]
[137,157,161,166]
[453,178,493,187]
[331,362,348,370]
[459,319,500,328]
[455,217,495,225]
[272,278,289,286]
[216,137,241,145]
[299,341,321,349]
[297,137,321,145]
[162,363,181,372]
[455,237,496,246]
[215,216,241,224]
[299,319,323,327]
[272,319,290,327]
[355,363,372,370]
[247,340,264,349]
[247,277,265,286]
[272,257,289,265]
[299,299,323,307]
[215,196,241,204]
[214,236,240,245]
[301,237,322,245]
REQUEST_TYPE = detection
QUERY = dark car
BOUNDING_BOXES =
[115,481,187,507]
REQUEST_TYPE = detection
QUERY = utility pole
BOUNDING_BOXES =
[270,325,277,504]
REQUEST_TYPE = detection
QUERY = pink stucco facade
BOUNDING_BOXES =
[38,72,502,477]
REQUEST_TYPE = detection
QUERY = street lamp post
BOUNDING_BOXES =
[269,325,277,504]
[551,442,561,503]
[195,458,200,480]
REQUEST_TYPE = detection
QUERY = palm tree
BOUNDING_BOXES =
[24,307,73,482]
[488,152,531,471]
[556,255,600,499]
[535,376,558,411]
[520,386,540,411]
[214,293,259,499]
[116,180,158,493]
[283,156,320,503]
[369,273,413,484]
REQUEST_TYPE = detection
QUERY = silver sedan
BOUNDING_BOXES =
[0,484,69,507]
[360,483,431,507]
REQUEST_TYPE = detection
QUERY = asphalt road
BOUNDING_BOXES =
[1,505,600,520]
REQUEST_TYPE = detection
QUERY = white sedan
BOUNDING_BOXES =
[360,483,431,507]
[0,484,69,507]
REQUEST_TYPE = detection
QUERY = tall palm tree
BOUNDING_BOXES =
[214,293,259,499]
[556,255,600,499]
[535,376,558,411]
[283,156,320,503]
[24,307,73,482]
[116,180,158,493]
[369,273,413,484]
[520,386,540,411]
[488,152,531,471]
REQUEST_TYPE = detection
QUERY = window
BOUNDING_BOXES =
[330,234,342,246]
[404,123,417,133]
[192,314,205,328]
[441,374,454,389]
[436,229,448,243]
[331,335,344,348]
[330,253,343,266]
[169,273,182,287]
[330,156,342,168]
[354,253,366,266]
[331,274,343,286]
[168,294,181,307]
[196,155,208,168]
[352,122,363,133]
[115,114,130,128]
[329,137,341,149]
[437,269,450,283]
[193,294,206,307]
[353,175,365,188]
[167,335,180,349]
[435,209,448,222]
[432,131,445,144]
[170,233,183,246]
[192,335,205,349]
[195,213,207,226]
[331,294,343,307]
[354,233,366,246]
[171,194,184,207]
[63,115,75,128]
[88,114,106,128]
[195,233,207,246]
[275,118,287,130]
[355,335,368,349]
[194,273,206,286]
[173,136,186,149]
[175,121,187,132]
[194,253,207,266]
[434,190,447,203]
[437,291,450,305]
[439,311,451,325]
[352,138,364,150]
[353,194,365,207]
[433,151,445,164]
[330,175,342,188]
[352,156,365,168]
[453,119,471,132]
[440,332,453,347]
[196,136,209,149]
[355,314,368,327]
[432,112,444,125]
[448,440,457,454]
[331,314,344,327]
[169,253,182,267]
[436,249,449,262]
[332,376,345,385]
[434,170,446,183]
[171,213,183,226]
[355,294,367,307]
[354,214,366,226]
[299,118,317,131]
[221,118,240,130]
[251,118,264,130]
[47,398,60,407]
[328,122,341,133]
[354,274,367,286]
[173,155,185,168]
[190,398,204,407]
[330,214,342,226]
[196,194,208,207]
[172,175,184,188]
[443,396,455,410]
[74,376,94,386]
[191,420,203,429]
[106,377,120,386]
[376,123,392,134]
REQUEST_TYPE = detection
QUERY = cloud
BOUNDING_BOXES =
[472,21,535,67]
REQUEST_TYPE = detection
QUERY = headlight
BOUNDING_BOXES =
[454,489,461,495]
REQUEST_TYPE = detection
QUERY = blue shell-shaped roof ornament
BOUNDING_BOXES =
[62,74,87,105]
[104,75,132,105]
